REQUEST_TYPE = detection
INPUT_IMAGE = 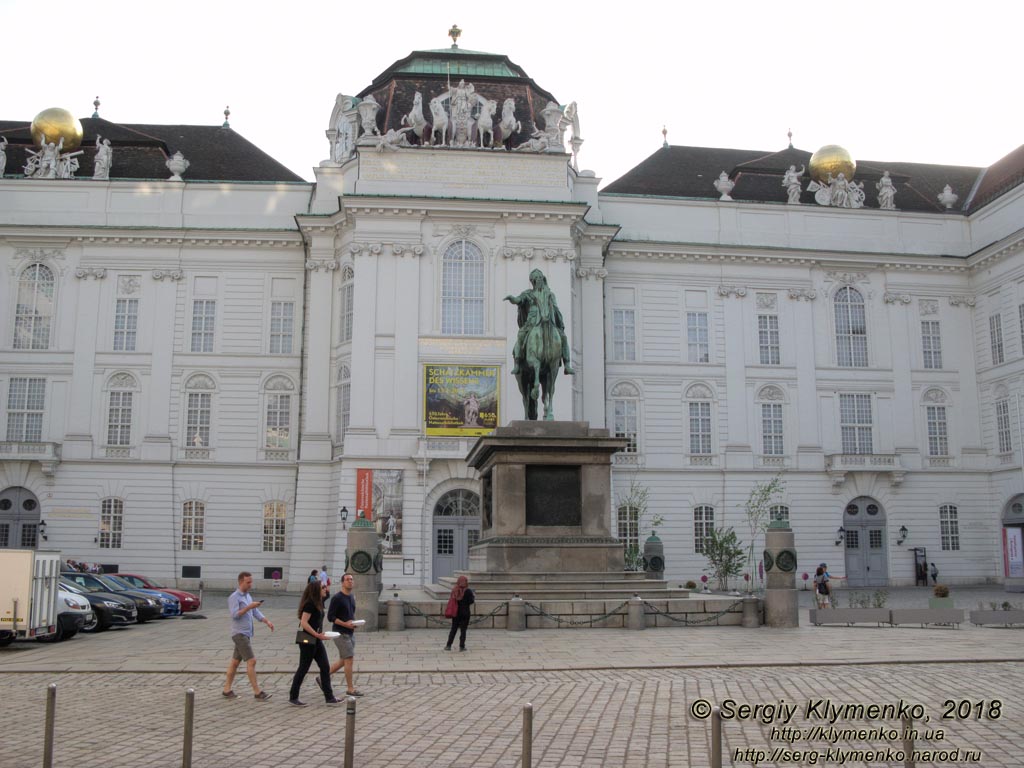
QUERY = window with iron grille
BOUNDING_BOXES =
[835,287,868,367]
[14,263,54,350]
[181,501,205,551]
[761,403,784,455]
[839,394,872,454]
[113,298,139,352]
[612,308,636,361]
[263,501,286,552]
[990,314,1004,365]
[269,301,294,354]
[190,299,216,352]
[758,314,780,365]
[996,399,1012,453]
[6,378,45,442]
[921,320,942,369]
[687,312,709,363]
[926,405,948,456]
[689,401,712,454]
[693,505,714,554]
[107,391,133,446]
[99,498,123,549]
[441,240,484,335]
[939,504,960,551]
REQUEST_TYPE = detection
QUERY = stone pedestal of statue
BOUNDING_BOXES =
[345,517,382,631]
[763,521,799,628]
[465,421,627,573]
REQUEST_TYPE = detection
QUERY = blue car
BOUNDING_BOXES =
[99,574,182,617]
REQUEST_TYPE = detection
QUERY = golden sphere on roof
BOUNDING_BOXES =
[809,144,855,183]
[30,107,83,152]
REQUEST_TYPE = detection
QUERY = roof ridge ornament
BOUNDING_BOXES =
[92,96,100,119]
[662,125,668,149]
[787,128,793,149]
[222,106,230,129]
[448,23,462,49]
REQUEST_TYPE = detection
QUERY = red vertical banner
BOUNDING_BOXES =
[356,468,374,520]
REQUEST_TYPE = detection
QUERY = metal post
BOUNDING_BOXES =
[902,714,915,768]
[522,702,533,768]
[42,683,56,768]
[710,706,722,768]
[344,695,357,768]
[182,688,195,768]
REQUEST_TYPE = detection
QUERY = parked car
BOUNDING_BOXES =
[116,573,201,612]
[40,588,94,643]
[100,574,181,617]
[59,579,137,632]
[61,572,161,623]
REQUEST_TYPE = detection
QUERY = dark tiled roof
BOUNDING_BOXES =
[603,145,987,214]
[0,117,304,183]
[968,144,1024,212]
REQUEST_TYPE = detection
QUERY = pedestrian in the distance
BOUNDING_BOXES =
[289,580,340,706]
[813,566,830,609]
[930,562,939,585]
[308,569,319,585]
[444,575,475,652]
[223,571,274,701]
[319,565,330,597]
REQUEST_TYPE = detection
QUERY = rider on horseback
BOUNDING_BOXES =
[505,269,575,376]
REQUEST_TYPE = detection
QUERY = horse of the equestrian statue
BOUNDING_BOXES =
[504,269,575,420]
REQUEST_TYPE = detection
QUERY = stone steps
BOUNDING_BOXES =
[428,571,688,600]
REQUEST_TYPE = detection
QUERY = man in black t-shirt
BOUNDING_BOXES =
[327,573,362,696]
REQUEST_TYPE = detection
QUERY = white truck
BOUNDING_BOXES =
[0,549,61,645]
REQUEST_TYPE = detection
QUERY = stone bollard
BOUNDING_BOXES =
[741,595,760,628]
[507,595,526,631]
[627,595,646,630]
[386,596,405,631]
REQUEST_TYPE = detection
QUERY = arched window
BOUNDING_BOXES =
[106,373,138,447]
[337,364,351,442]
[184,374,215,449]
[686,384,714,459]
[339,265,354,343]
[834,287,867,367]
[441,240,484,335]
[434,489,480,517]
[99,498,124,548]
[14,263,55,350]
[939,504,960,551]
[610,382,640,454]
[181,501,205,551]
[263,501,287,552]
[263,375,294,449]
[694,505,715,554]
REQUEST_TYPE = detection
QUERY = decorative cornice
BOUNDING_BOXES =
[14,247,65,263]
[787,288,817,301]
[883,292,912,305]
[717,285,748,299]
[919,299,939,316]
[502,246,535,261]
[74,235,298,249]
[544,248,576,262]
[152,269,184,281]
[826,270,868,284]
[305,258,339,272]
[756,293,777,310]
[575,266,608,281]
[390,243,424,258]
[348,242,383,257]
[74,267,107,280]
[431,223,496,239]
[948,295,976,308]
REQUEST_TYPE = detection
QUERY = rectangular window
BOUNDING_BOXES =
[839,394,873,454]
[107,391,133,446]
[99,498,124,549]
[20,524,38,549]
[618,505,640,559]
[761,403,784,455]
[926,405,948,456]
[613,399,638,453]
[6,378,45,442]
[689,401,712,454]
[190,300,216,353]
[181,501,205,551]
[758,315,781,365]
[612,309,636,361]
[990,314,1004,365]
[693,505,714,554]
[269,301,294,354]
[186,393,211,447]
[921,320,942,369]
[939,504,960,551]
[1019,304,1024,353]
[266,394,290,449]
[340,282,354,343]
[769,505,789,523]
[262,501,286,553]
[113,298,139,352]
[0,523,8,548]
[687,312,709,363]
[996,399,1012,453]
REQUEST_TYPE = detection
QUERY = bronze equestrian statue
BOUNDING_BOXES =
[505,269,574,420]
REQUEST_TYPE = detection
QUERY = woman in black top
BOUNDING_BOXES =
[444,575,475,652]
[289,580,340,706]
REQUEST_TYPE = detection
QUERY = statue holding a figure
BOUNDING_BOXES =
[505,269,575,421]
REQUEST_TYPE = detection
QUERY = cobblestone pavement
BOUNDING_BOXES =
[2,586,1022,767]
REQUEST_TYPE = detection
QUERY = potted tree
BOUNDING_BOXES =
[929,584,953,609]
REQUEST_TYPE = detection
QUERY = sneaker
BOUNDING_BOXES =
[221,690,237,699]
[254,691,272,701]
[346,690,364,697]
[289,699,307,707]
[325,697,342,705]
[315,676,323,692]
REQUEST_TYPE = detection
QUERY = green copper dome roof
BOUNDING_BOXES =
[395,48,522,78]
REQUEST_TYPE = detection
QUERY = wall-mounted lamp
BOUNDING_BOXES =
[38,519,48,541]
[339,506,349,530]
[834,526,846,546]
[897,525,909,546]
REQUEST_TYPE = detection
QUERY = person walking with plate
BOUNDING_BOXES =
[289,580,340,706]
[327,573,363,696]
[223,571,274,700]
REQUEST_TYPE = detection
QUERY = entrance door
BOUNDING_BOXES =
[432,489,481,581]
[0,486,42,549]
[843,497,888,587]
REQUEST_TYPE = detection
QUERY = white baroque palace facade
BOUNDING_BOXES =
[2,45,1024,589]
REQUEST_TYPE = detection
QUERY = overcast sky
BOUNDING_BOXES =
[3,0,1019,186]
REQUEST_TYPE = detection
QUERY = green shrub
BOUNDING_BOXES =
[933,584,950,598]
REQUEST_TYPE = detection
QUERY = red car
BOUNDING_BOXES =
[116,573,201,612]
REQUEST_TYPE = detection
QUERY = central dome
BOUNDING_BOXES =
[809,144,855,182]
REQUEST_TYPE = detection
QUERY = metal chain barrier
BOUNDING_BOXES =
[521,599,631,626]
[641,598,744,625]
[403,601,511,626]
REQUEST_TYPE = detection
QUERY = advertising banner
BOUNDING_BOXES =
[1004,526,1024,578]
[424,364,499,436]
[372,469,404,554]
[356,468,374,520]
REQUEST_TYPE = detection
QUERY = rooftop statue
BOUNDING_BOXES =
[0,137,7,177]
[782,164,805,204]
[93,136,113,180]
[876,170,897,210]
[505,269,575,421]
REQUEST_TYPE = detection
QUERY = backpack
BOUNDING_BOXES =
[444,594,458,619]
[816,577,829,595]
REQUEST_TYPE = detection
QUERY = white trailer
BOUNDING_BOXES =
[0,549,61,645]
